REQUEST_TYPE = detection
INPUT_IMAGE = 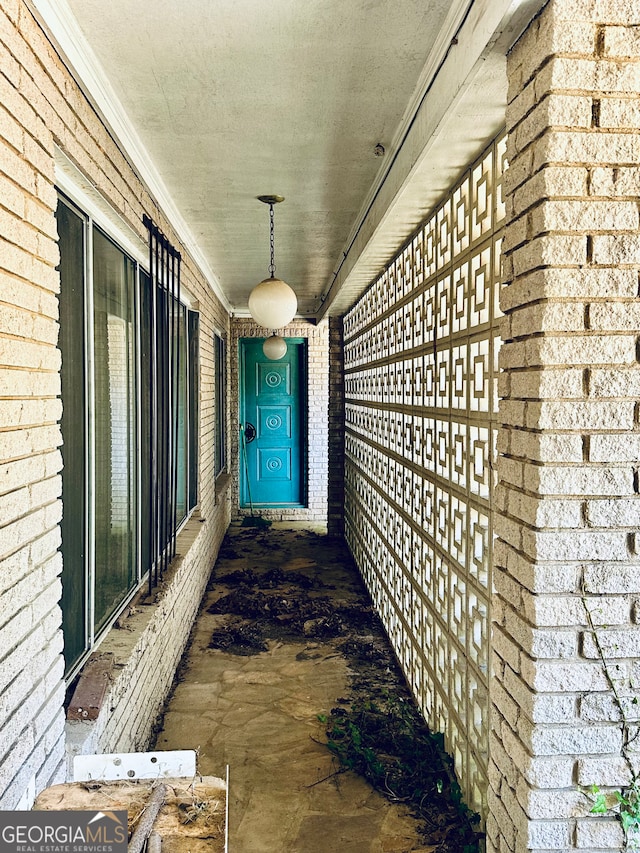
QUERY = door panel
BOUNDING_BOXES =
[240,339,305,507]
[258,406,291,439]
[258,361,290,394]
[257,447,291,480]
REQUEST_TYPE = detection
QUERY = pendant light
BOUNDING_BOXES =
[262,333,288,360]
[248,195,297,329]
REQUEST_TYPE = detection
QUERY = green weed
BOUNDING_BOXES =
[322,692,482,852]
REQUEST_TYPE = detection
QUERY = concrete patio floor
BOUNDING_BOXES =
[153,523,436,853]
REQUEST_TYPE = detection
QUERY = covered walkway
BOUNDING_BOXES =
[4,2,640,850]
[153,524,476,853]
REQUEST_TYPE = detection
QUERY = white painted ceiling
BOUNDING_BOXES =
[41,0,467,315]
[38,0,541,319]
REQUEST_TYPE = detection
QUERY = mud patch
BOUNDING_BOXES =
[208,619,268,655]
[336,635,391,666]
[217,543,240,560]
[217,566,321,589]
[207,570,376,648]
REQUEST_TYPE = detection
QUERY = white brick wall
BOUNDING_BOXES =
[492,2,640,851]
[0,0,231,807]
[0,0,65,806]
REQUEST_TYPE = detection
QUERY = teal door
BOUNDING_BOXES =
[240,338,306,508]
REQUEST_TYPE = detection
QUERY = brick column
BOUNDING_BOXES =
[327,316,345,537]
[492,2,640,850]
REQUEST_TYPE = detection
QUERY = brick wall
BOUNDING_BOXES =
[0,1,230,807]
[229,318,329,523]
[492,1,640,850]
[0,0,65,807]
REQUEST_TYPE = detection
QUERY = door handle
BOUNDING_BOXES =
[244,422,257,443]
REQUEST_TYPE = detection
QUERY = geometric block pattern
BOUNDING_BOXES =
[343,132,505,818]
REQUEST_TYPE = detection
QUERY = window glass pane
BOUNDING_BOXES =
[214,335,226,476]
[156,286,170,556]
[174,302,187,524]
[188,311,199,510]
[140,270,152,577]
[57,199,87,674]
[93,227,137,630]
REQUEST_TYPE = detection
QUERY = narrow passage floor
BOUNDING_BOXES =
[153,523,469,853]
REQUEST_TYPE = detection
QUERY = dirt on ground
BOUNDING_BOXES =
[204,525,482,853]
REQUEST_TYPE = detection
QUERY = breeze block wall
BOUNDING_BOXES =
[0,0,230,807]
[328,315,345,537]
[491,1,640,850]
[343,132,506,817]
[229,317,329,523]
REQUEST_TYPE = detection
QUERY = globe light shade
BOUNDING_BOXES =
[248,276,297,329]
[263,334,287,360]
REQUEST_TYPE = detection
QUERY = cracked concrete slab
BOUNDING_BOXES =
[153,524,437,852]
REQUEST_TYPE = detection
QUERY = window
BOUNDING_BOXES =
[56,195,199,678]
[214,332,226,476]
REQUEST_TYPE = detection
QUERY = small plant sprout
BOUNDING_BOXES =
[582,583,640,851]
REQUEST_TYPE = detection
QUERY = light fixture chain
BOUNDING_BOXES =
[269,203,275,277]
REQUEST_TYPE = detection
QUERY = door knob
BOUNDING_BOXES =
[244,422,257,442]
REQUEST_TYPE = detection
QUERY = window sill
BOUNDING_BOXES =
[215,471,232,504]
[66,653,114,721]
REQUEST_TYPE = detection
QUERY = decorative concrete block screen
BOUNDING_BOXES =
[343,132,506,815]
